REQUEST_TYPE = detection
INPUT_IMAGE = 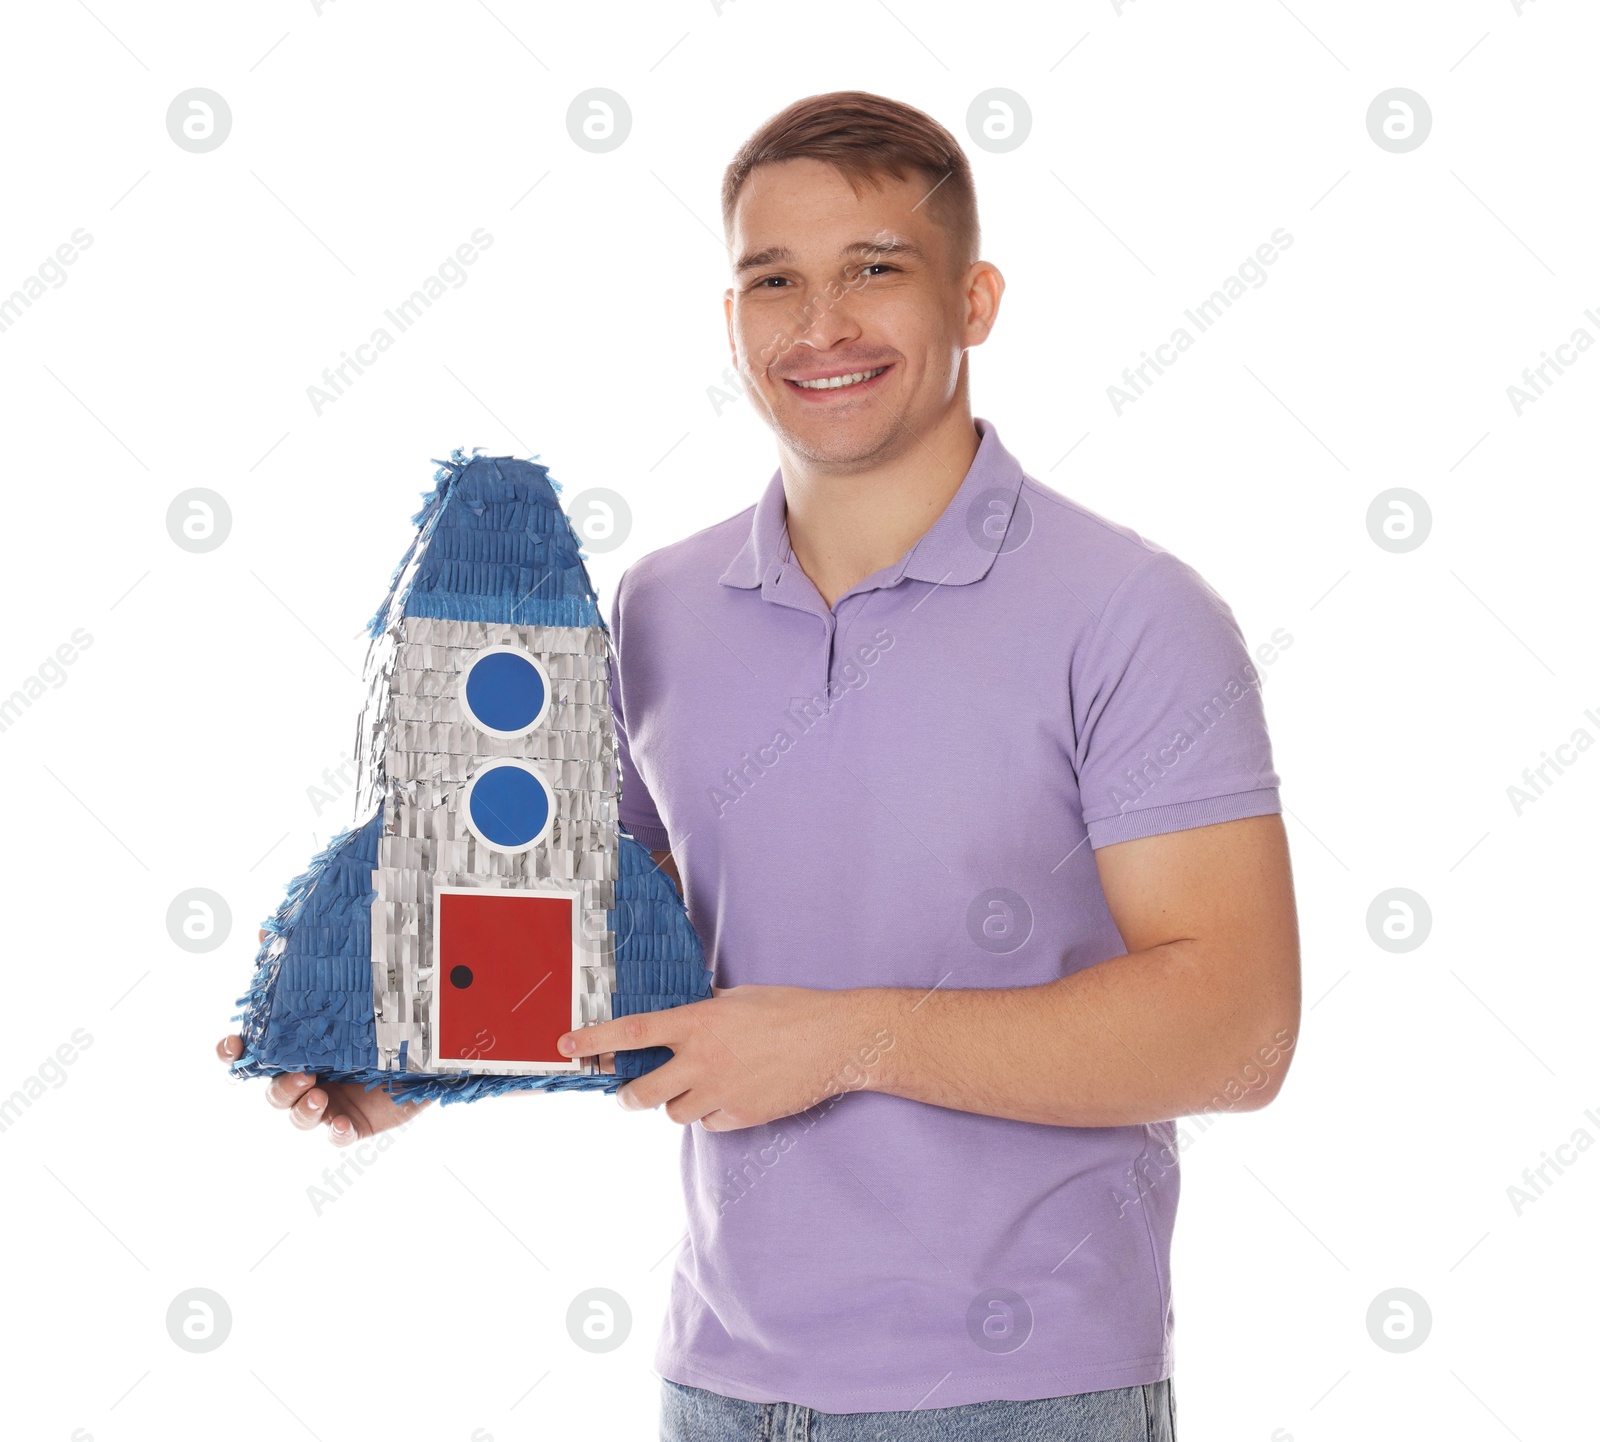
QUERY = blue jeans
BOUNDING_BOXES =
[661,1376,1176,1440]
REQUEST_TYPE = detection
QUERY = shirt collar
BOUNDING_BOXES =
[717,416,1025,595]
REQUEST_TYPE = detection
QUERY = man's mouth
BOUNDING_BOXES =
[784,365,890,392]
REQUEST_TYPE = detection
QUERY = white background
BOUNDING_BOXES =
[1,1,1594,1439]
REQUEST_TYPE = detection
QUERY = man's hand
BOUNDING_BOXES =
[214,931,428,1145]
[215,1031,430,1146]
[217,1030,617,1138]
[559,984,873,1132]
[217,930,617,1144]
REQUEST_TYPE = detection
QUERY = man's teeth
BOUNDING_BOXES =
[792,366,887,390]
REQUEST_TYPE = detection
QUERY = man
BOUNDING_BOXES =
[218,90,1298,1441]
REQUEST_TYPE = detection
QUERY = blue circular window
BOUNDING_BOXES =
[463,759,554,852]
[460,645,550,737]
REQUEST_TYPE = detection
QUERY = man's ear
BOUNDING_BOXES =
[962,261,1004,349]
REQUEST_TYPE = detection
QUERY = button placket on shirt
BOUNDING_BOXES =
[824,560,908,704]
[764,544,908,715]
[824,590,875,702]
[763,558,834,713]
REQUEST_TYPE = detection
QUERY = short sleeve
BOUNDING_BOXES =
[1071,549,1282,849]
[608,566,672,852]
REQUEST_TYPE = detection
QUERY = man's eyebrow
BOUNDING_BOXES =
[843,237,925,262]
[733,244,793,273]
[733,237,927,273]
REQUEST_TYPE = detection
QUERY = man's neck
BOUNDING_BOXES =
[780,406,982,610]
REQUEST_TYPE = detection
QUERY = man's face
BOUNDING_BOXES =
[724,157,987,470]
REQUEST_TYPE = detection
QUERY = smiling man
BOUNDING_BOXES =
[549,91,1301,1440]
[220,88,1299,1441]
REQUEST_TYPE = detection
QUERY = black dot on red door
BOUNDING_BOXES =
[450,965,473,988]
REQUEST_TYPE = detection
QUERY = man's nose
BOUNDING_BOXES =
[789,289,862,351]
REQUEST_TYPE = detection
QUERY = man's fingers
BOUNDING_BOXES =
[559,1023,610,1058]
[615,1057,691,1114]
[216,1034,242,1064]
[289,1086,329,1130]
[561,1007,684,1059]
[266,1072,315,1110]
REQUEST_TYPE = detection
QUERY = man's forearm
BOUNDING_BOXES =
[847,940,1298,1128]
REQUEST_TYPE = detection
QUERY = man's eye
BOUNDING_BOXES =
[751,275,788,289]
[860,263,898,277]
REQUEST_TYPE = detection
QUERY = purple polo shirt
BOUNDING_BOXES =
[608,416,1282,1413]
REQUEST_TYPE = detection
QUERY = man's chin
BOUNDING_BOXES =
[773,411,903,470]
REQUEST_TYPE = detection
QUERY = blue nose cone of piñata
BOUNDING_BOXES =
[230,449,712,1104]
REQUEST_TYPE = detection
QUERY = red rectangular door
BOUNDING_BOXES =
[435,889,576,1066]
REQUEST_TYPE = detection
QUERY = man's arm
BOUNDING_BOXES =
[858,812,1301,1127]
[560,813,1301,1131]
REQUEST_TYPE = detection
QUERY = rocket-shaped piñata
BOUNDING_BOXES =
[230,449,711,1105]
